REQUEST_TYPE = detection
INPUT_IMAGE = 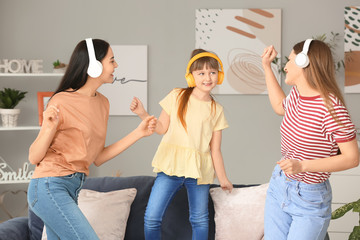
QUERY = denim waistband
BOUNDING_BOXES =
[273,165,330,191]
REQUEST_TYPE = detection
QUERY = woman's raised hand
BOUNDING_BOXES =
[42,105,60,129]
[136,115,157,137]
[261,45,278,67]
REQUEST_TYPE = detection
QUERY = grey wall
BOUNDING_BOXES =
[1,0,359,196]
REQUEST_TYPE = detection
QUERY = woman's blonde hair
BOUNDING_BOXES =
[177,49,219,131]
[293,40,346,123]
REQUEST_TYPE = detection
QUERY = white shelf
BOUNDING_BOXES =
[0,73,63,77]
[0,126,40,131]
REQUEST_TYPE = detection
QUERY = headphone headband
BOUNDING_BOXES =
[184,52,224,87]
[186,52,223,74]
[301,39,313,55]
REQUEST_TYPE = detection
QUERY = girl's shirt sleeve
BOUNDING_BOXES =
[214,106,229,131]
[159,89,179,115]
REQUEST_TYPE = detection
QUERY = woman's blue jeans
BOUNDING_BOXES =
[144,172,210,240]
[264,165,332,240]
[27,173,99,240]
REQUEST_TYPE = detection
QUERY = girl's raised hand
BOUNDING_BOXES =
[130,97,146,117]
[42,105,59,129]
[261,45,278,67]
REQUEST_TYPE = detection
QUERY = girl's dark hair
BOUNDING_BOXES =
[53,39,110,95]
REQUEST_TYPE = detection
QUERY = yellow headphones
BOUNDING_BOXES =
[185,52,224,87]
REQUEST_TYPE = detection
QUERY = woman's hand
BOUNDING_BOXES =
[261,45,278,68]
[130,97,147,119]
[136,115,157,137]
[277,159,304,175]
[29,104,60,165]
[42,105,60,129]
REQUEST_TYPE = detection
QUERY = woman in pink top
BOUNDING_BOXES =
[262,39,359,239]
[27,38,156,240]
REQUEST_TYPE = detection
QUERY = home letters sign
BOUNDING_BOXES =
[0,59,43,73]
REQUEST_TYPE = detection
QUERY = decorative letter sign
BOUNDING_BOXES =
[0,157,34,183]
[0,59,43,73]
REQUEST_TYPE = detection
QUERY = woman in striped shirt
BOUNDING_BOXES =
[261,39,359,240]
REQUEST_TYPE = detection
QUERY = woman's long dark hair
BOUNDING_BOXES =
[53,39,110,95]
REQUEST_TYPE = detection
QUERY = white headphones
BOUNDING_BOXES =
[295,39,313,68]
[85,38,103,78]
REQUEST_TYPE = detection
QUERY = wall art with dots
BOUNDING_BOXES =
[196,9,282,94]
[344,6,360,93]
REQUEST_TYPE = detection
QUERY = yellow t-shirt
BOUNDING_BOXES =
[152,88,229,184]
[32,91,109,178]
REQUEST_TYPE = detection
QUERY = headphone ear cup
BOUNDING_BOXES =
[87,60,103,78]
[185,73,196,87]
[295,53,309,68]
[217,71,224,85]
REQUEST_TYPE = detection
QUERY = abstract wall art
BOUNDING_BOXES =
[344,6,360,93]
[196,9,282,94]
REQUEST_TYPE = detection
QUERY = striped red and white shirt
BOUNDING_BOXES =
[280,87,356,184]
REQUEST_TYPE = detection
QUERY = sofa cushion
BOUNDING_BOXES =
[210,183,269,240]
[41,188,136,240]
[0,217,29,240]
[78,188,136,239]
[82,176,155,240]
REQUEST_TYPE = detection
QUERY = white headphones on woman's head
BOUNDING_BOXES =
[85,38,103,78]
[295,39,313,68]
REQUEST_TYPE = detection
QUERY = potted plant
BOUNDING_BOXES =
[331,198,360,239]
[0,88,27,127]
[53,59,67,73]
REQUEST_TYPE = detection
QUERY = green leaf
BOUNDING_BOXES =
[0,88,27,109]
[53,59,60,67]
[353,199,360,212]
[349,226,360,240]
[332,202,355,219]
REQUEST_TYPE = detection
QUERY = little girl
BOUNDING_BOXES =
[130,49,233,240]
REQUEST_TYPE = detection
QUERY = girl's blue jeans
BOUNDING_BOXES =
[264,164,332,240]
[144,172,210,240]
[27,173,99,240]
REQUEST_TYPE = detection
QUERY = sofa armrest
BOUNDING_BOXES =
[0,217,29,240]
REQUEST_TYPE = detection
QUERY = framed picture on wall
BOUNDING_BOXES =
[195,9,282,94]
[37,92,54,126]
[98,45,148,115]
[344,6,360,93]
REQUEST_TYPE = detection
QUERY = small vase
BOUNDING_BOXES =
[0,108,21,127]
[53,67,67,73]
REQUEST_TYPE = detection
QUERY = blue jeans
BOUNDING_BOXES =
[144,172,210,240]
[264,165,332,240]
[27,173,99,240]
